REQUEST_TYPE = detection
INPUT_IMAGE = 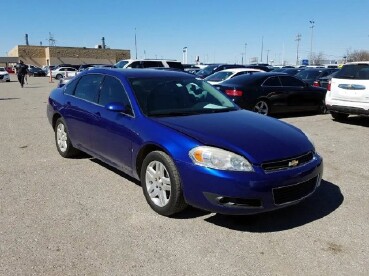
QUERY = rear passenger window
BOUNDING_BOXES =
[279,76,305,87]
[74,74,104,102]
[99,76,131,114]
[143,61,163,68]
[63,78,79,95]
[263,77,281,86]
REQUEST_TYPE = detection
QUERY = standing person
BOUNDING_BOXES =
[16,60,28,88]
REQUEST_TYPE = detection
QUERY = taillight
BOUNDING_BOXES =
[313,81,320,87]
[327,81,331,91]
[225,89,243,96]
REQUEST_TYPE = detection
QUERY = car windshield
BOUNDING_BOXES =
[115,60,129,68]
[129,77,238,117]
[205,71,233,82]
[0,68,6,72]
[196,65,218,75]
[296,70,321,79]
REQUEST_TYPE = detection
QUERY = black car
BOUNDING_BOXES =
[295,68,338,86]
[245,64,273,72]
[195,64,245,78]
[28,67,46,77]
[280,68,305,76]
[215,72,327,115]
[313,71,339,89]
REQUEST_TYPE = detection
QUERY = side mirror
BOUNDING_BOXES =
[105,102,126,112]
[105,102,133,115]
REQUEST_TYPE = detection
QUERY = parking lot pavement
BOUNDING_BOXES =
[1,75,368,275]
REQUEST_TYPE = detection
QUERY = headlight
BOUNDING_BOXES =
[189,146,253,172]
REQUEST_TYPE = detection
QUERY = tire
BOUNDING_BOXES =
[55,74,63,80]
[54,118,79,158]
[141,151,187,216]
[319,100,328,114]
[330,111,349,121]
[253,100,270,115]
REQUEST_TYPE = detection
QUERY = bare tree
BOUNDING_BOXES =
[311,51,325,65]
[346,50,369,62]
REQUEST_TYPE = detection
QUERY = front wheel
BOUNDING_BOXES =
[54,118,79,158]
[141,151,187,216]
[253,100,270,115]
[55,74,63,80]
[330,111,349,121]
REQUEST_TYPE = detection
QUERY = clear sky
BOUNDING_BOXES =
[2,0,368,65]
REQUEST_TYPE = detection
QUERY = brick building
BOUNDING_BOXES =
[7,45,130,67]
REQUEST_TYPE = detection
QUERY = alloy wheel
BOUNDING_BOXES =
[145,161,171,207]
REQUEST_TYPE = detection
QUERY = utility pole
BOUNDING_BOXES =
[309,20,315,65]
[295,33,302,66]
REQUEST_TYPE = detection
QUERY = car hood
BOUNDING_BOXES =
[152,110,313,164]
[0,71,8,75]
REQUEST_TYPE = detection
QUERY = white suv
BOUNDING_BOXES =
[114,59,184,70]
[326,62,369,120]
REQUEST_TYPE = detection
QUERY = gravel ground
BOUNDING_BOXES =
[0,75,368,275]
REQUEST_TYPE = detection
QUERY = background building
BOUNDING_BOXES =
[7,45,130,67]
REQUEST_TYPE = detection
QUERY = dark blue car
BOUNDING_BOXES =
[47,68,323,216]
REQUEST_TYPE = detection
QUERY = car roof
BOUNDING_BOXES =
[216,68,263,73]
[82,68,193,78]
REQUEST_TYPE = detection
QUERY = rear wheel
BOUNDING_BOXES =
[253,100,270,115]
[330,111,349,121]
[55,74,63,80]
[55,118,79,158]
[141,151,187,216]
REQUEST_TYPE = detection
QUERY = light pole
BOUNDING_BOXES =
[134,28,137,59]
[266,49,270,64]
[244,43,247,65]
[309,20,315,65]
[182,47,188,64]
[296,33,301,66]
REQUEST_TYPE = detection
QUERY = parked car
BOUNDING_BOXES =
[114,59,184,70]
[215,72,327,115]
[244,64,273,72]
[0,67,10,82]
[296,68,338,85]
[5,67,15,74]
[48,67,78,80]
[280,68,305,76]
[313,71,339,89]
[196,64,246,79]
[28,67,46,77]
[78,64,112,72]
[47,68,323,216]
[204,68,264,85]
[42,65,56,74]
[326,61,369,120]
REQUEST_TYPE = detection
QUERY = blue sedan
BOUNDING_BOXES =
[47,68,323,216]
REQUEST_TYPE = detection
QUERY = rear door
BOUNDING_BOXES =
[330,63,369,103]
[279,75,320,111]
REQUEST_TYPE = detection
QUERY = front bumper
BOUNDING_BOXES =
[176,153,323,215]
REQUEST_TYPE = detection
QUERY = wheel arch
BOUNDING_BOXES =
[52,113,62,129]
[135,143,171,179]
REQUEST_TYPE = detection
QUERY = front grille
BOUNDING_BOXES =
[273,176,318,205]
[218,197,262,208]
[261,151,314,172]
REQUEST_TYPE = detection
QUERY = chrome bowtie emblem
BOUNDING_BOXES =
[288,160,299,167]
